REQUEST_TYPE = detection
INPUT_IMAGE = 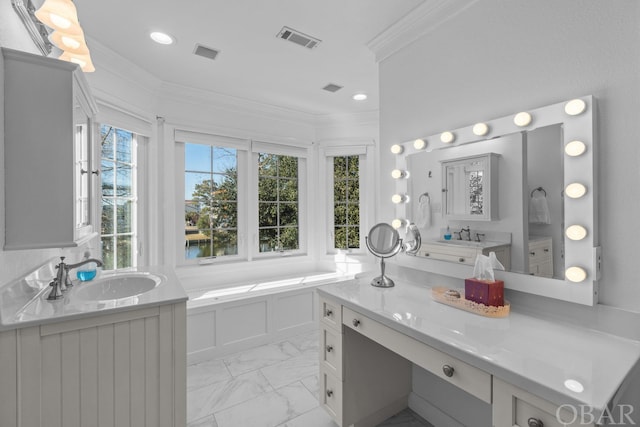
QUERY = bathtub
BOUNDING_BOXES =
[184,271,355,363]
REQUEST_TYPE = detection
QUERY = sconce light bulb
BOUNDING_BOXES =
[564,99,587,116]
[565,266,587,283]
[565,140,587,157]
[564,379,584,393]
[390,144,404,154]
[391,169,408,179]
[472,123,489,136]
[566,225,587,241]
[413,139,426,150]
[391,219,406,229]
[565,183,587,199]
[513,112,532,127]
[440,132,455,144]
[391,194,408,204]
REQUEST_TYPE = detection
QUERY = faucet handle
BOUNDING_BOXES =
[475,233,485,242]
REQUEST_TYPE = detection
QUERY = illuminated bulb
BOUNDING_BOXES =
[440,132,455,144]
[391,194,408,204]
[58,51,95,72]
[513,112,532,127]
[565,140,587,157]
[391,219,406,229]
[352,93,367,101]
[564,379,584,393]
[150,31,175,45]
[566,225,587,241]
[565,183,587,199]
[35,0,82,35]
[564,99,587,116]
[565,266,587,283]
[472,123,489,136]
[413,139,426,150]
[390,144,404,155]
[49,30,89,54]
[391,169,408,179]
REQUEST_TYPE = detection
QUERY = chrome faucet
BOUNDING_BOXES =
[460,226,471,241]
[474,232,485,242]
[47,256,103,300]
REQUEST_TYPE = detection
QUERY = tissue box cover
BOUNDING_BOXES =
[464,278,504,307]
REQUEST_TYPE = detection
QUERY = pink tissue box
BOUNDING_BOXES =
[464,278,504,307]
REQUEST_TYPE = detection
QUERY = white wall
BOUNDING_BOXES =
[379,0,640,311]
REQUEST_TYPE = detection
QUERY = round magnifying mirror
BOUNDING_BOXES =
[366,223,403,288]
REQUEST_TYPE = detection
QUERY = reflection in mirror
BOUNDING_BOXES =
[365,223,402,288]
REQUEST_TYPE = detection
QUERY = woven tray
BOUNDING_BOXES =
[431,286,510,318]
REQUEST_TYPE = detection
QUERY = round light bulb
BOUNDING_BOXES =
[391,194,408,204]
[352,93,367,101]
[566,225,587,241]
[566,266,587,283]
[150,31,174,45]
[390,144,404,155]
[565,140,587,157]
[565,183,587,199]
[50,13,72,29]
[440,131,455,144]
[564,99,587,116]
[513,112,532,127]
[413,139,426,150]
[391,219,406,229]
[391,169,408,179]
[472,123,489,136]
[564,379,584,393]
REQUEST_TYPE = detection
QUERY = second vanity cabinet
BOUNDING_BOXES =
[2,47,99,250]
[419,241,511,270]
[528,236,553,277]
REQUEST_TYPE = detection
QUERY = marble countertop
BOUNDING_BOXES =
[317,277,640,416]
[0,264,188,331]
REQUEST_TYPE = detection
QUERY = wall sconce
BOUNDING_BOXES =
[390,144,404,154]
[513,112,532,127]
[564,140,587,157]
[391,219,407,229]
[472,123,489,136]
[391,194,409,204]
[564,99,586,116]
[565,183,587,199]
[565,266,587,283]
[440,132,455,144]
[413,139,427,150]
[391,169,409,179]
[566,225,587,241]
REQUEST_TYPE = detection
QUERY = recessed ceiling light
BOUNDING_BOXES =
[353,93,367,101]
[150,31,174,45]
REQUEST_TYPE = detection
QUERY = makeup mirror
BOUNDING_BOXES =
[365,223,402,288]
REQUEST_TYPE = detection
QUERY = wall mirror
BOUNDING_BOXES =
[390,96,599,305]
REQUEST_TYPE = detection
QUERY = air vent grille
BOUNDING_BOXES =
[193,44,220,61]
[322,83,343,93]
[277,26,321,49]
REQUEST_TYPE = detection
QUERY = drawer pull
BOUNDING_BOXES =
[530,251,536,256]
[352,319,361,327]
[326,389,334,397]
[425,253,430,257]
[326,345,334,353]
[325,309,333,317]
[458,258,465,263]
[442,364,455,377]
[527,418,543,427]
[544,248,550,252]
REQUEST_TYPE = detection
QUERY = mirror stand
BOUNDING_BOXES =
[366,236,402,288]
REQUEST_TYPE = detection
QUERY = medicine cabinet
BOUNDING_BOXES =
[2,48,99,250]
[441,153,499,221]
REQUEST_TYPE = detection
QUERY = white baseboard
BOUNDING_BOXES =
[408,392,464,427]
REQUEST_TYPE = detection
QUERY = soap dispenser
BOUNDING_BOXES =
[444,226,452,240]
[76,250,98,281]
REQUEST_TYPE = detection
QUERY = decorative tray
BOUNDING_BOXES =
[431,286,510,318]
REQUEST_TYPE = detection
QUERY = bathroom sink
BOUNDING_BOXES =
[74,273,161,301]
[437,239,486,247]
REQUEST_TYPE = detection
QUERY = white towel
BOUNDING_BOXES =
[416,197,431,228]
[529,193,551,224]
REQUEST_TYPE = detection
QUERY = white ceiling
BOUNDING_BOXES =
[72,0,425,116]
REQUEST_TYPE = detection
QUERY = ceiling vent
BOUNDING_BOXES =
[277,26,321,49]
[193,44,220,61]
[322,83,343,93]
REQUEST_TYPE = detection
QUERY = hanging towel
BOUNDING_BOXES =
[416,195,431,228]
[529,193,551,224]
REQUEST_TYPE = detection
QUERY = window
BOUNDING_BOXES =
[100,125,137,270]
[333,156,360,250]
[184,144,238,259]
[258,153,299,252]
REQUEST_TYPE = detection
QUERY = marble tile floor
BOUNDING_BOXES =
[187,330,433,427]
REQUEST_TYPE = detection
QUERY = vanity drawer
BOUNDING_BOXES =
[319,296,342,331]
[493,377,595,427]
[320,326,343,379]
[320,366,343,425]
[342,306,492,403]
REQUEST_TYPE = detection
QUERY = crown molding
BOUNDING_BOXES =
[367,0,480,63]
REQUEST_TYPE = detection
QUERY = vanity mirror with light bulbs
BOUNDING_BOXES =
[390,96,599,305]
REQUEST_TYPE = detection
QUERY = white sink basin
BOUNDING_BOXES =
[74,273,161,301]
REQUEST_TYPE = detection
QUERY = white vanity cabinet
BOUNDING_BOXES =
[0,302,187,427]
[2,47,99,250]
[419,241,511,270]
[528,237,553,277]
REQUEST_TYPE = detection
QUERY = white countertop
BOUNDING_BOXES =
[317,278,640,416]
[0,265,188,331]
